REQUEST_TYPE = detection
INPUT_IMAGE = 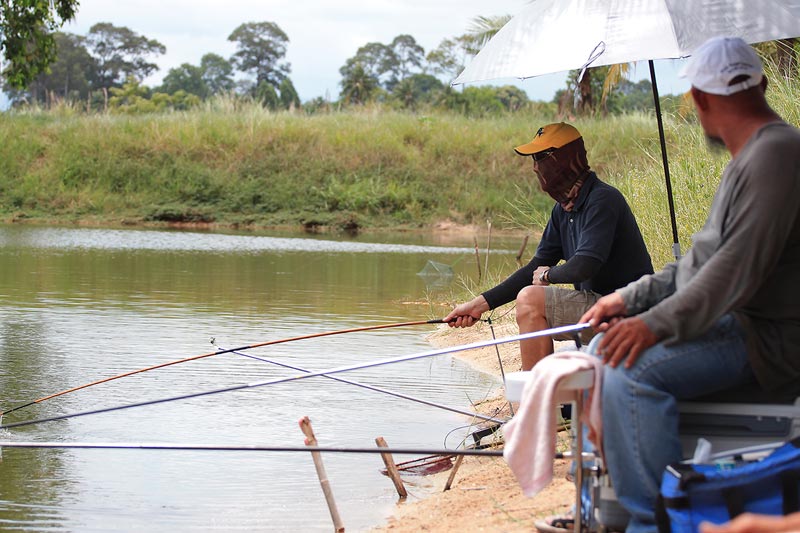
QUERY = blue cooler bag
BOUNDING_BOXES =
[656,438,800,532]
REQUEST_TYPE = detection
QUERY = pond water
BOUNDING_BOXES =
[0,225,523,532]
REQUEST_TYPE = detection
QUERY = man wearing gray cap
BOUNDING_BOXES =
[580,36,800,532]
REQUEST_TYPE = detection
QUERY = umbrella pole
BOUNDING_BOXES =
[649,60,682,260]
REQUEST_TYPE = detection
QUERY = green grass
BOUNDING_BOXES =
[0,105,548,228]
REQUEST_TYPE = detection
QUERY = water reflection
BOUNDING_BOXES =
[0,225,514,532]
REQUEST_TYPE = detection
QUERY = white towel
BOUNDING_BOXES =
[503,351,604,497]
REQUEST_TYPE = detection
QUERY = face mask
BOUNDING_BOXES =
[533,137,591,211]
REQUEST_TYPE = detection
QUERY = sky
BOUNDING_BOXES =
[2,0,691,106]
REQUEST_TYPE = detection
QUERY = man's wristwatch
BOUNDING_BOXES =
[538,268,550,284]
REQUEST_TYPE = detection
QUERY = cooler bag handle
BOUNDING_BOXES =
[781,470,800,514]
[722,487,745,518]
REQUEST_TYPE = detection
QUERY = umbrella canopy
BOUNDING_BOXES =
[453,0,800,85]
[453,0,800,258]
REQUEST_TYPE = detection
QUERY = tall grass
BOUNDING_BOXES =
[0,104,548,228]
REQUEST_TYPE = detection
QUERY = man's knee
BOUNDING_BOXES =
[601,363,643,408]
[516,286,546,321]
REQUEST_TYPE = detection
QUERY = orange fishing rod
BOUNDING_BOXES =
[0,318,451,419]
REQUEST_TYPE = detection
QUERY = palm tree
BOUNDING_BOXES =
[465,15,513,54]
[340,62,378,105]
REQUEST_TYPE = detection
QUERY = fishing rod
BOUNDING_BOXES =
[0,323,590,431]
[217,343,507,424]
[0,318,453,420]
[0,441,503,456]
[0,440,592,461]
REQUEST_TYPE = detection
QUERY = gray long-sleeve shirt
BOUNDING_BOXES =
[618,122,800,393]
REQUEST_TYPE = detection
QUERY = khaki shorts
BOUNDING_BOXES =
[544,286,601,345]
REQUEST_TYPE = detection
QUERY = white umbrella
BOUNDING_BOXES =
[454,0,800,258]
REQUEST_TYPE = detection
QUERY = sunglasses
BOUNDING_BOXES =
[532,149,555,162]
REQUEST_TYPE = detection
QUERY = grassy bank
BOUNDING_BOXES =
[1,64,797,270]
[1,104,559,229]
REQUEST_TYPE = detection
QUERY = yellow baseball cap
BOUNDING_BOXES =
[514,122,582,155]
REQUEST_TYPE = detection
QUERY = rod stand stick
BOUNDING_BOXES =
[375,436,407,499]
[484,220,492,276]
[443,454,464,491]
[515,235,529,267]
[299,416,345,532]
[473,235,482,281]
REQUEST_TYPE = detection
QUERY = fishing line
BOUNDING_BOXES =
[0,318,453,419]
[0,323,590,431]
[443,421,501,451]
[215,342,506,424]
[486,314,514,417]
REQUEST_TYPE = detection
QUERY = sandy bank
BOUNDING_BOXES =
[372,321,576,532]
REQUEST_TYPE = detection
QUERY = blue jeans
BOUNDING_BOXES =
[599,314,754,533]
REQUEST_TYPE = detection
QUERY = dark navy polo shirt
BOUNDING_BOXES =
[535,172,653,295]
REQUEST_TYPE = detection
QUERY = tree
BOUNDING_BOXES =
[388,34,424,82]
[200,53,235,95]
[495,85,529,112]
[0,0,78,88]
[339,42,394,89]
[599,63,631,110]
[464,15,512,55]
[614,78,654,113]
[339,62,378,105]
[390,73,443,109]
[558,67,599,115]
[228,21,290,88]
[255,80,279,109]
[303,96,331,114]
[168,89,201,111]
[391,77,417,109]
[86,22,166,91]
[426,36,472,82]
[278,77,300,110]
[159,63,209,98]
[8,31,96,106]
[109,78,200,113]
[108,76,152,112]
[436,85,514,116]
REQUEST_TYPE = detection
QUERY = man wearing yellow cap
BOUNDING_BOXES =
[445,122,653,370]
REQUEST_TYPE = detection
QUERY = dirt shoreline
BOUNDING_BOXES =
[2,216,530,239]
[371,321,576,532]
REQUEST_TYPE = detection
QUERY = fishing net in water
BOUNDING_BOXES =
[380,454,454,476]
[416,260,454,279]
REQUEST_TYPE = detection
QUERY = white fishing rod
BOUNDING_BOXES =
[0,441,594,461]
[0,323,591,431]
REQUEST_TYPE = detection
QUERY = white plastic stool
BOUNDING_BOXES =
[504,368,595,532]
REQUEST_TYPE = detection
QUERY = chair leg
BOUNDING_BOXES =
[574,395,584,532]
